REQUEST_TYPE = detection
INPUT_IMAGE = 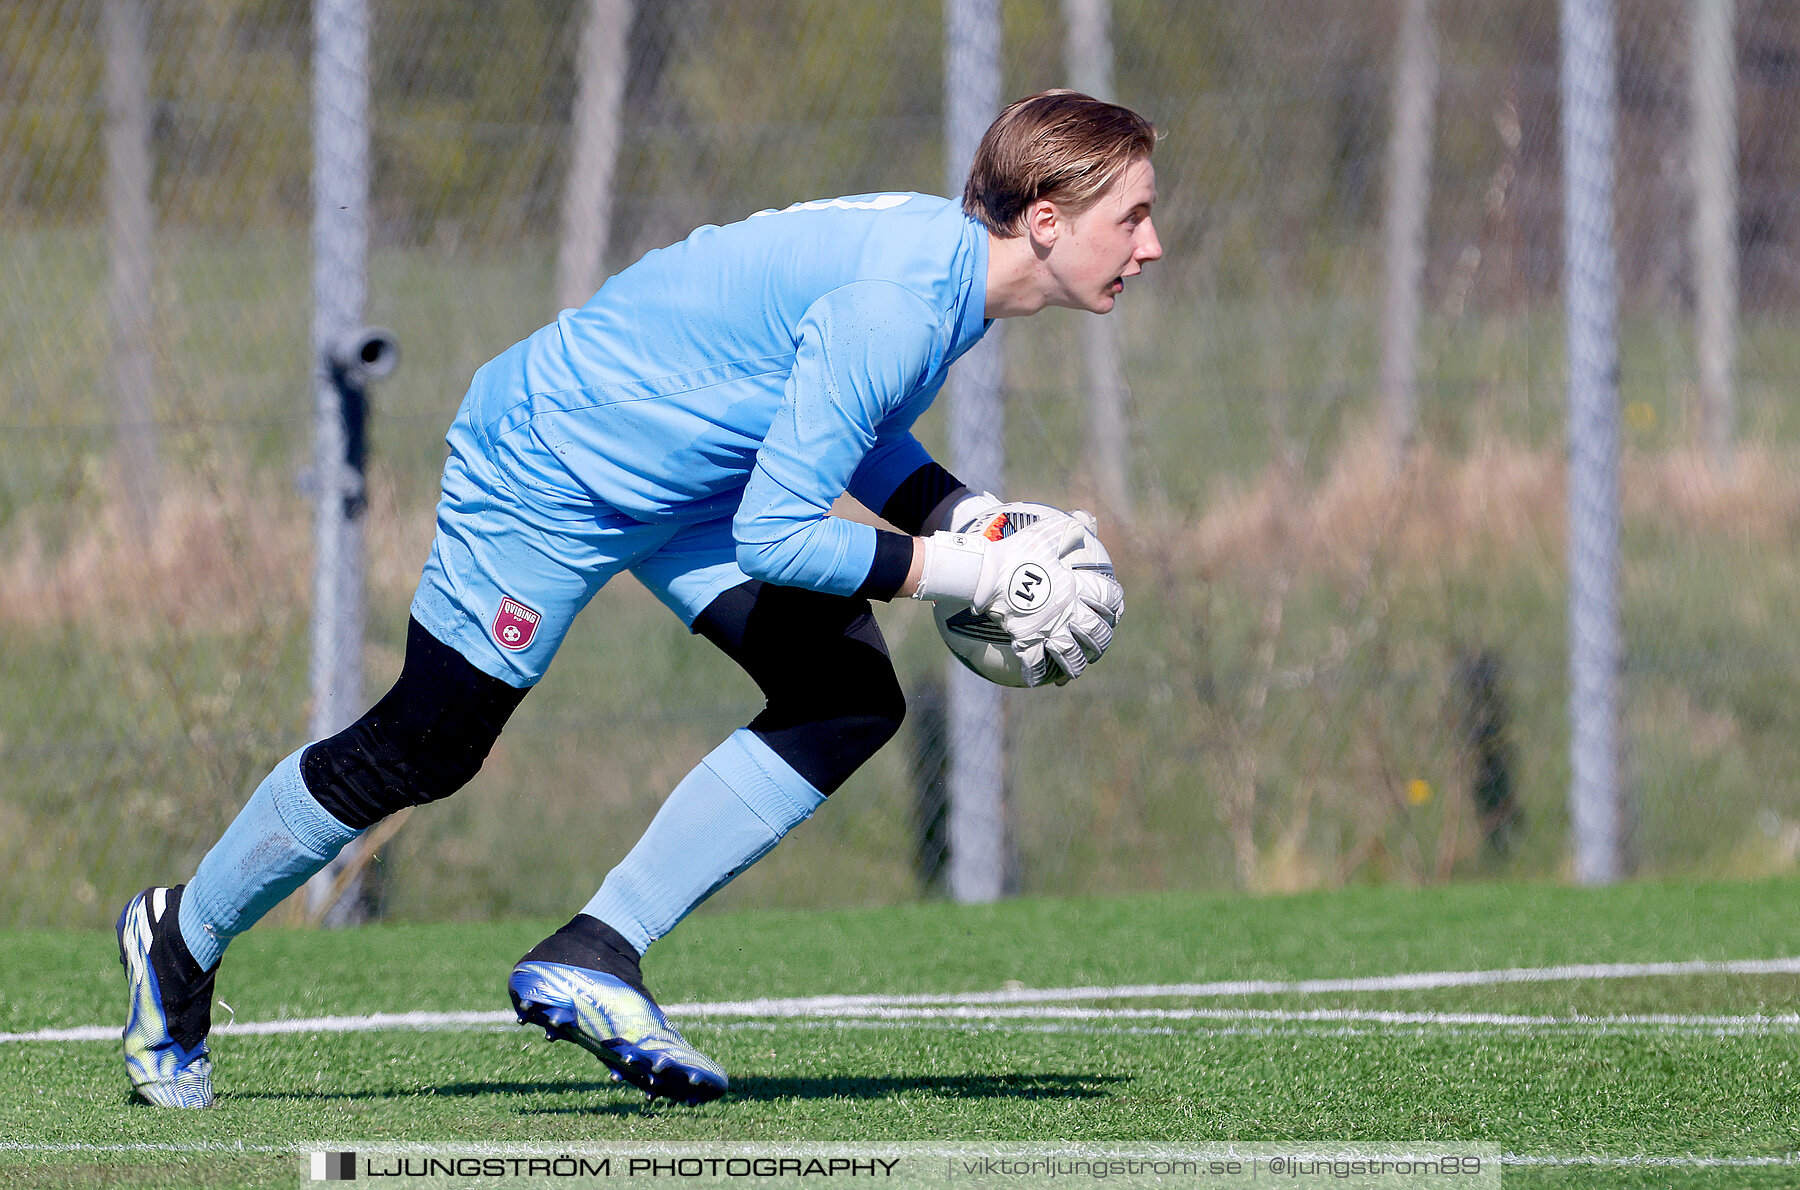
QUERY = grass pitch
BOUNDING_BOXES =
[5,877,1800,1188]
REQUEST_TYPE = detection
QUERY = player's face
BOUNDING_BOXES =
[1049,157,1161,314]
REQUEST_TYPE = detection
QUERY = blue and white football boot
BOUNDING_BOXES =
[115,886,216,1108]
[508,914,727,1105]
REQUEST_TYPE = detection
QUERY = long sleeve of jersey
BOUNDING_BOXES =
[733,280,944,595]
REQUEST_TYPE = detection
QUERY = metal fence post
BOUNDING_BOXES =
[104,0,158,536]
[1691,0,1737,472]
[1063,0,1132,521]
[944,0,1009,904]
[306,0,373,924]
[1562,0,1627,885]
[1379,0,1438,467]
[556,0,634,314]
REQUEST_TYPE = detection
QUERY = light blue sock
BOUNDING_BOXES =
[178,748,363,971]
[583,729,826,954]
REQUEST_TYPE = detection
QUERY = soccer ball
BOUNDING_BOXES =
[933,503,1114,688]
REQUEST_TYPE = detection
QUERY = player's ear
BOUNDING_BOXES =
[1024,199,1061,251]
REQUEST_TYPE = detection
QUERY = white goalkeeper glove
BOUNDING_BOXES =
[915,508,1117,687]
[913,506,1058,610]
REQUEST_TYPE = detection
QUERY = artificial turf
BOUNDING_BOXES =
[4,876,1800,1188]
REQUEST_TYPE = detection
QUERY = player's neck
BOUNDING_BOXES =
[983,231,1053,319]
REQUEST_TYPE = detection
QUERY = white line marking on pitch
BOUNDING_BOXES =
[677,956,1800,1016]
[757,1004,1800,1028]
[8,955,1800,1045]
[721,1004,1800,1030]
[715,1016,1800,1043]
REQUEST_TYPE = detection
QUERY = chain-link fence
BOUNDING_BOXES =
[6,0,1800,928]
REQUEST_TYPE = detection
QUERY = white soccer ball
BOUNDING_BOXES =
[932,502,1114,688]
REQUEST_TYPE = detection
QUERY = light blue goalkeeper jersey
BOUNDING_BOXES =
[453,192,991,597]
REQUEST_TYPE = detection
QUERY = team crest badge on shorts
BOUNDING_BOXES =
[492,596,541,651]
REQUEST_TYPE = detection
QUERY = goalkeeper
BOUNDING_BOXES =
[116,89,1159,1109]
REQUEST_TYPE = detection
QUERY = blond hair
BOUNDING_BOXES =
[962,90,1157,237]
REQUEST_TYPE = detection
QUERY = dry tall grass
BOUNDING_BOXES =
[0,465,435,638]
[14,438,1797,639]
[1176,433,1800,583]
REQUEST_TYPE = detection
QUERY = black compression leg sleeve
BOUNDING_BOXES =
[302,618,529,830]
[692,581,906,795]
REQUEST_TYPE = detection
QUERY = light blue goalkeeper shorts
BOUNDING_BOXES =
[409,426,751,689]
